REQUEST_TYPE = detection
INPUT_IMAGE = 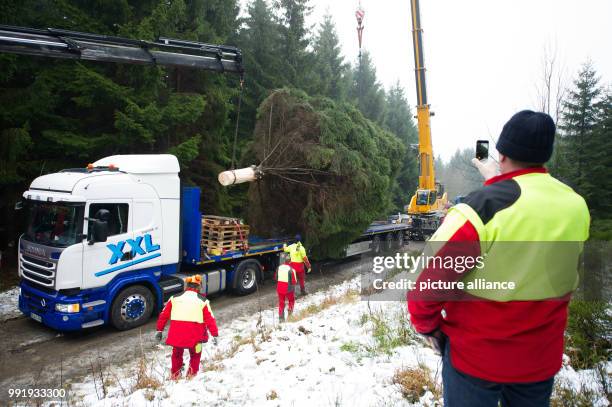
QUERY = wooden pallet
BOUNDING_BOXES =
[201,234,248,245]
[202,223,249,231]
[202,225,249,237]
[202,239,241,250]
[202,215,244,226]
[200,215,249,253]
[203,232,249,242]
[202,223,249,237]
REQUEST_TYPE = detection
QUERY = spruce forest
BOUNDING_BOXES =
[0,0,419,260]
[0,0,610,262]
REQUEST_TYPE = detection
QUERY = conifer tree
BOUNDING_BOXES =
[310,13,349,100]
[558,62,602,189]
[383,82,419,209]
[578,91,612,217]
[276,0,312,88]
[350,51,385,123]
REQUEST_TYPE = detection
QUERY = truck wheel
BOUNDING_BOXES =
[384,234,394,252]
[371,235,382,254]
[394,232,405,249]
[110,285,154,331]
[233,260,260,295]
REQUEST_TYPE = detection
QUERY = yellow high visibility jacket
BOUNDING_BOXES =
[284,242,307,263]
[170,290,212,323]
[277,264,298,283]
[157,289,218,348]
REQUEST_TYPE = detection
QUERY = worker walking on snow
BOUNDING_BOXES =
[276,263,298,322]
[156,275,219,379]
[408,111,590,407]
[284,236,311,295]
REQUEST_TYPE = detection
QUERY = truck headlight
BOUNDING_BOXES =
[55,303,80,313]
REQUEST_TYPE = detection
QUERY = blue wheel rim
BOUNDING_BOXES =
[121,294,146,321]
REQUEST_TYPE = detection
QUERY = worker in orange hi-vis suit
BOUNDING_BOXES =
[283,235,312,295]
[275,263,298,322]
[155,275,218,379]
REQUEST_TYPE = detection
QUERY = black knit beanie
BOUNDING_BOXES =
[496,110,556,164]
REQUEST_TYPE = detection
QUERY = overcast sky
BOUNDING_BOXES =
[304,0,612,160]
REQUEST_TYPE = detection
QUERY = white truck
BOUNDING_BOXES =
[18,155,290,331]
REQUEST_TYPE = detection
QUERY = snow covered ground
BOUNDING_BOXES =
[0,286,21,322]
[69,278,442,406]
[60,279,610,406]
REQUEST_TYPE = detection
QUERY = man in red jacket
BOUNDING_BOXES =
[408,111,590,406]
[156,275,219,379]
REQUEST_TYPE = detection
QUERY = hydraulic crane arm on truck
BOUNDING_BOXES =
[0,25,243,73]
[406,0,447,240]
[1,26,295,333]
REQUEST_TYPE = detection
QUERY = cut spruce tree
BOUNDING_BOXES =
[246,89,404,259]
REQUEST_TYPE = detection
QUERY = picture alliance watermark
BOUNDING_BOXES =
[368,252,516,295]
[371,277,517,292]
[360,241,612,302]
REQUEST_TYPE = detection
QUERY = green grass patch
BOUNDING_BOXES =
[565,300,612,369]
[340,341,361,353]
[360,307,417,356]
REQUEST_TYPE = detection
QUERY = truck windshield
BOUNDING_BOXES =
[23,201,84,247]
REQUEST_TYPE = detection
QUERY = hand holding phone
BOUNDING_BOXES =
[472,140,499,180]
[476,140,489,161]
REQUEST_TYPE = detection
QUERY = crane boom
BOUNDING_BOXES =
[411,0,428,107]
[0,25,243,74]
[407,0,447,240]
[410,0,434,193]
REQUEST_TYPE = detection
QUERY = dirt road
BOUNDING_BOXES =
[0,255,379,399]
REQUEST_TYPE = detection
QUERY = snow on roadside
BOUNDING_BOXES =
[70,278,443,406]
[66,278,611,407]
[555,357,611,407]
[0,286,21,322]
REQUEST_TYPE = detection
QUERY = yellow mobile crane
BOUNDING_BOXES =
[407,0,447,240]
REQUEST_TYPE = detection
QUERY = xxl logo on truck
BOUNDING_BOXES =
[95,234,161,277]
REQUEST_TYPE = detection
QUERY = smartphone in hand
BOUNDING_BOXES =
[476,140,489,160]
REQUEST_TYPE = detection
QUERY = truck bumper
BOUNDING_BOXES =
[18,281,106,331]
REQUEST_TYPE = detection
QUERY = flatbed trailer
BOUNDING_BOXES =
[179,187,290,297]
[344,221,411,257]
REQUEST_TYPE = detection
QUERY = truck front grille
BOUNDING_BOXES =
[20,254,56,288]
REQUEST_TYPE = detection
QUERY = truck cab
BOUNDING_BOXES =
[18,155,182,331]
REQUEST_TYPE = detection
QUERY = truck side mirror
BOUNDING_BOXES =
[91,220,109,244]
[89,209,110,245]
